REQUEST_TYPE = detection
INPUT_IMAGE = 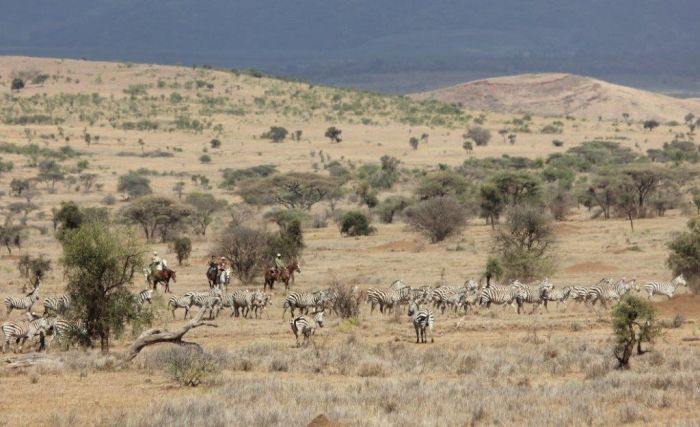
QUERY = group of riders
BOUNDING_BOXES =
[145,250,291,292]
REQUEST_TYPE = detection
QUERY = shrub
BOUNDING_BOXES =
[339,211,375,237]
[666,217,700,293]
[261,126,288,142]
[612,295,661,369]
[216,225,270,284]
[117,173,152,200]
[161,347,219,387]
[329,281,361,319]
[172,237,192,266]
[199,154,211,163]
[465,127,491,146]
[102,194,117,206]
[552,139,564,147]
[374,196,410,224]
[404,196,467,243]
[324,126,342,143]
[209,139,221,149]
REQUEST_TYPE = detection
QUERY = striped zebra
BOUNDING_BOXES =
[48,317,88,350]
[587,277,637,307]
[226,289,255,318]
[4,286,40,316]
[167,295,194,319]
[644,274,687,300]
[478,282,521,312]
[408,301,434,344]
[251,292,272,319]
[432,285,470,312]
[366,286,411,315]
[512,279,553,314]
[132,289,154,309]
[290,311,324,347]
[43,294,71,316]
[409,286,434,305]
[189,294,222,319]
[283,291,322,319]
[569,286,591,304]
[546,287,572,308]
[1,315,50,353]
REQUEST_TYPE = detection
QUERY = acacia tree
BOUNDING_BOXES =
[185,192,227,235]
[62,223,146,353]
[493,205,556,281]
[480,183,505,229]
[238,172,342,210]
[667,217,700,293]
[120,196,192,241]
[612,295,660,369]
[324,126,342,143]
[405,196,467,243]
[117,173,152,200]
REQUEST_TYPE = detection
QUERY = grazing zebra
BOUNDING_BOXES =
[132,289,154,309]
[4,286,40,316]
[478,283,520,312]
[48,317,87,350]
[408,301,434,344]
[366,286,411,315]
[1,314,49,353]
[290,311,324,347]
[168,295,194,319]
[283,291,322,318]
[43,294,71,316]
[546,287,572,308]
[410,286,434,305]
[190,294,222,319]
[587,278,637,307]
[512,279,553,314]
[432,285,470,312]
[644,274,687,300]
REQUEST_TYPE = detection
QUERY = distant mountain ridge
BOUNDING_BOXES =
[412,73,700,122]
[0,0,698,94]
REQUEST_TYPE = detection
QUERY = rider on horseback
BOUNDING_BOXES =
[273,253,285,274]
[151,251,166,272]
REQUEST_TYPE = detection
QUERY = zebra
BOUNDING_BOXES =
[132,289,153,309]
[1,314,50,353]
[587,277,637,307]
[47,317,88,350]
[644,274,687,300]
[409,285,434,305]
[167,295,194,319]
[478,282,521,312]
[226,289,254,318]
[190,294,223,319]
[290,310,324,347]
[408,301,434,344]
[512,279,553,314]
[43,294,71,316]
[367,286,411,315]
[546,286,572,308]
[432,285,469,312]
[283,291,323,319]
[570,286,591,304]
[4,286,40,316]
[251,292,272,319]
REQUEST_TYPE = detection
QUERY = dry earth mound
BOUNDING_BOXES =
[413,73,700,121]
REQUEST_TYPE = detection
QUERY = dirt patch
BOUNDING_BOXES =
[370,240,430,252]
[554,223,579,236]
[654,294,700,319]
[564,261,619,274]
[308,414,343,427]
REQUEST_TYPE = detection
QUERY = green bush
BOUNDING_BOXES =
[161,347,219,387]
[172,237,192,266]
[339,211,375,237]
[199,154,211,163]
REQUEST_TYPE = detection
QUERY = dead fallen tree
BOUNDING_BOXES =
[123,306,218,362]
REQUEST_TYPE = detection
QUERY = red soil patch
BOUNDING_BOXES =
[654,294,700,319]
[564,261,619,274]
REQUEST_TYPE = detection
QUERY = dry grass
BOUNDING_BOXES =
[0,56,698,426]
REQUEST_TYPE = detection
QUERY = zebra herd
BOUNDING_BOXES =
[0,273,688,352]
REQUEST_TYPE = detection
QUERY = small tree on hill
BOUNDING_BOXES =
[62,223,146,353]
[465,127,491,146]
[667,217,700,293]
[325,126,342,143]
[118,173,152,200]
[409,137,419,150]
[172,237,192,266]
[643,120,660,131]
[261,126,288,143]
[339,211,375,237]
[120,196,192,242]
[216,226,270,284]
[405,196,466,243]
[612,295,661,369]
[11,78,25,92]
[185,192,227,236]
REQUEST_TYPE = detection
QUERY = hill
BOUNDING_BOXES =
[0,0,699,93]
[412,73,700,122]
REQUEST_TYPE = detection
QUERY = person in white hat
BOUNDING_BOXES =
[273,253,285,274]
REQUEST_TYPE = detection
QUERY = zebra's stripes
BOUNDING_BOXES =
[512,279,553,314]
[1,315,49,353]
[133,289,154,309]
[47,317,87,350]
[43,294,71,316]
[4,287,40,316]
[283,291,322,318]
[644,274,687,300]
[168,295,194,319]
[226,289,255,318]
[478,283,520,311]
[408,302,434,343]
[587,278,636,307]
[251,292,272,319]
[546,287,572,308]
[366,286,411,314]
[290,311,324,346]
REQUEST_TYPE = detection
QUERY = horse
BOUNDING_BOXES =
[207,267,231,290]
[264,261,301,292]
[147,268,176,293]
[206,266,218,288]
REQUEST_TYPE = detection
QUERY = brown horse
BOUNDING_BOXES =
[264,261,301,292]
[149,268,176,293]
